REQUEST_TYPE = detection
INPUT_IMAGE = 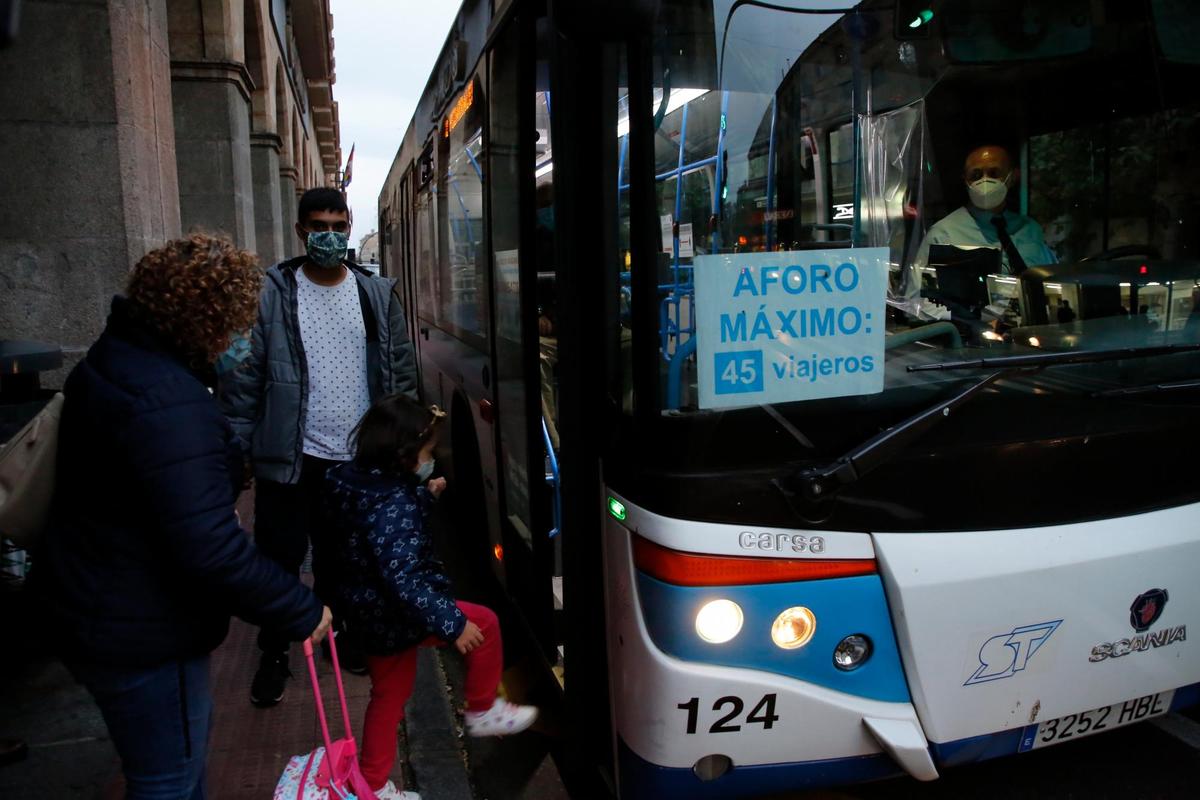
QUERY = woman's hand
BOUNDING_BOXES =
[455,621,484,655]
[308,606,333,644]
[428,477,447,499]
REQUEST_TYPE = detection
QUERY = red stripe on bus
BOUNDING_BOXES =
[632,535,877,586]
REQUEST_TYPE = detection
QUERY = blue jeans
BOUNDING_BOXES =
[70,655,212,800]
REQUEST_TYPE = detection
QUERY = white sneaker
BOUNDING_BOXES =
[372,779,420,800]
[464,697,539,737]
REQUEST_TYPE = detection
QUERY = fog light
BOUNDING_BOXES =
[695,599,743,644]
[771,606,816,650]
[834,634,872,670]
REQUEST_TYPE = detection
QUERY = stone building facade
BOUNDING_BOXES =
[0,0,341,362]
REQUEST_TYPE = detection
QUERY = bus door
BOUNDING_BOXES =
[487,11,560,669]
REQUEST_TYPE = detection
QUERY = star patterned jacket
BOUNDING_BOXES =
[324,462,467,654]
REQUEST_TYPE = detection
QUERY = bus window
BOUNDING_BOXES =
[828,123,855,242]
[1153,0,1200,65]
[616,0,1200,434]
[439,75,489,339]
[941,0,1092,64]
[414,159,438,325]
[1030,109,1200,265]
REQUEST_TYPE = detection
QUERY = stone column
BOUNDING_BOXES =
[250,133,284,267]
[0,0,180,366]
[278,164,300,260]
[170,61,256,251]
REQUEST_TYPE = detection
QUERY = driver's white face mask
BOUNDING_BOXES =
[967,174,1011,210]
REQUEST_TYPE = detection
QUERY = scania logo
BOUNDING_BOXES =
[1089,588,1184,663]
[1130,589,1168,633]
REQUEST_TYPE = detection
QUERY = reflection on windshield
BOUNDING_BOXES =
[615,0,1200,416]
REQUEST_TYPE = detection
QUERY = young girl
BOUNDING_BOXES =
[324,394,538,800]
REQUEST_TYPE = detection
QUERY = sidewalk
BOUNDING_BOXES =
[0,488,476,800]
[0,615,473,799]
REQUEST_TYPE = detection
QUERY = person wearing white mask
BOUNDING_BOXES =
[901,144,1056,318]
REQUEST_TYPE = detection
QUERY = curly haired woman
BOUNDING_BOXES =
[34,234,333,800]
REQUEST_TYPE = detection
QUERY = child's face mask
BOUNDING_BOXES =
[414,459,435,483]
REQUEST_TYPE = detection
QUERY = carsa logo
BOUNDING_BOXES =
[965,620,1062,686]
[1130,589,1168,633]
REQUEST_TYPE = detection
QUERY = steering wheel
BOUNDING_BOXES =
[1080,244,1162,262]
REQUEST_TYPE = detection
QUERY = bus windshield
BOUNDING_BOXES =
[616,0,1200,480]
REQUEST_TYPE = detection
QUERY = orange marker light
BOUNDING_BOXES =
[494,543,504,561]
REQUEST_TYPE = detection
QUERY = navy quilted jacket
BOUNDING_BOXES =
[34,297,324,668]
[324,462,467,654]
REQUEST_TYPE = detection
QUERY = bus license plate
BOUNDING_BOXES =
[1019,690,1174,752]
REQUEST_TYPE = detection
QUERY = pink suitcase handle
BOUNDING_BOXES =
[302,630,354,754]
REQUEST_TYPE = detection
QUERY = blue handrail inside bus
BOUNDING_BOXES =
[616,89,736,408]
[446,176,476,261]
[666,335,696,411]
[543,416,561,539]
[464,145,483,182]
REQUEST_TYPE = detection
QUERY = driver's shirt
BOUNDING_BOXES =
[902,206,1057,317]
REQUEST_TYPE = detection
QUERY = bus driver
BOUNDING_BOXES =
[904,144,1057,318]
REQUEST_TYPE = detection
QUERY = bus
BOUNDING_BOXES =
[378,1,1200,796]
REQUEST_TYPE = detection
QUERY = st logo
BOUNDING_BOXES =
[965,620,1061,686]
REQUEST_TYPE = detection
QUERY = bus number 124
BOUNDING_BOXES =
[678,694,780,734]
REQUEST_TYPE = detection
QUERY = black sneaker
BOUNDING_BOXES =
[250,652,291,708]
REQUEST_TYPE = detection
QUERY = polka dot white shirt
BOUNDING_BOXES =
[296,267,372,461]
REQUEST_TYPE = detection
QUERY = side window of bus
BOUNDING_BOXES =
[414,162,438,325]
[439,75,489,339]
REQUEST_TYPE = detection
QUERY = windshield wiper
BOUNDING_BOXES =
[792,343,1200,503]
[908,343,1200,373]
[1094,378,1200,398]
[793,370,1008,502]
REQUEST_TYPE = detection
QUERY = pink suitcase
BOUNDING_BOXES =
[273,633,378,800]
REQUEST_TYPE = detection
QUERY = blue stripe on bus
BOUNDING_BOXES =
[618,685,1200,796]
[634,572,910,703]
[617,738,903,800]
[1169,681,1200,712]
[934,681,1200,767]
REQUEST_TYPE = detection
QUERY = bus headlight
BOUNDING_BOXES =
[833,634,872,670]
[771,606,817,650]
[695,599,743,644]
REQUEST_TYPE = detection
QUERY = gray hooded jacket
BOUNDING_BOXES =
[218,257,418,484]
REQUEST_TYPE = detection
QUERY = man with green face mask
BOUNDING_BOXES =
[218,187,418,707]
[901,144,1057,319]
